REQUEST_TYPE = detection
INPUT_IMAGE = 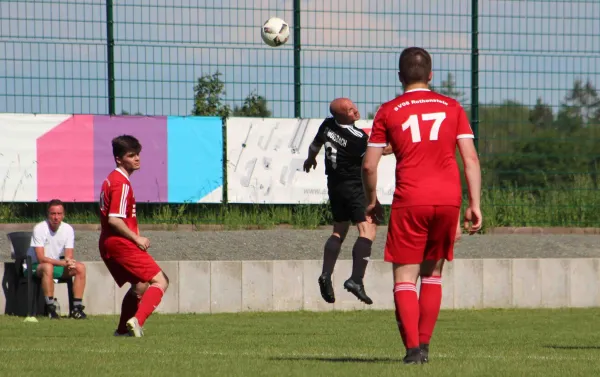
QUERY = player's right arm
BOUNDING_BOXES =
[303,119,327,172]
[106,182,150,250]
[456,106,482,234]
[362,105,388,224]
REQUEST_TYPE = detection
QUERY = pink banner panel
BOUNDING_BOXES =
[36,115,95,202]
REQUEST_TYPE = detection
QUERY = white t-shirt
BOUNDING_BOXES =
[27,221,75,264]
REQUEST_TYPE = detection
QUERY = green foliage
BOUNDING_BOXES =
[437,72,465,103]
[191,71,231,118]
[233,90,272,117]
[563,79,600,125]
[2,184,598,229]
[120,110,144,116]
[528,98,554,130]
[480,79,600,194]
[192,71,272,120]
[0,204,15,222]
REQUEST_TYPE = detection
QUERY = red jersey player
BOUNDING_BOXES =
[99,135,169,337]
[362,47,482,364]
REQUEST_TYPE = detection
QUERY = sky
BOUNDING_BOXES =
[0,0,598,119]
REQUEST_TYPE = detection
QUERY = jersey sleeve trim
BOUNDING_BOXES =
[367,142,387,147]
[457,134,475,139]
[108,183,129,217]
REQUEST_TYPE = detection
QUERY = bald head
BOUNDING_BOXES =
[329,98,360,124]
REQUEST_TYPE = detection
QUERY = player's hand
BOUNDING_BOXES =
[135,236,151,251]
[303,158,317,173]
[463,206,482,235]
[365,200,384,225]
[67,259,76,270]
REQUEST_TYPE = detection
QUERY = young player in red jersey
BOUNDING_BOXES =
[99,135,170,337]
[361,47,482,364]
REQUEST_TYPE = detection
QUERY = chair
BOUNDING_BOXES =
[8,231,74,317]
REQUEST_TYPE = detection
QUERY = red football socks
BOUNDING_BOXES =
[394,306,407,348]
[135,284,164,327]
[419,276,443,345]
[117,291,141,334]
[394,282,420,349]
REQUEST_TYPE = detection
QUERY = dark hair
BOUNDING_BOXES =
[398,47,432,86]
[112,135,142,159]
[47,199,64,212]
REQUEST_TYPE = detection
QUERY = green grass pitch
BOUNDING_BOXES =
[1,309,600,376]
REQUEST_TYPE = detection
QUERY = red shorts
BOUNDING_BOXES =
[384,205,460,265]
[100,237,162,287]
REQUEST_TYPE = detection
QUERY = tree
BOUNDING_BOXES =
[476,100,537,187]
[555,104,584,133]
[233,90,271,117]
[555,79,600,131]
[437,72,465,102]
[191,71,231,118]
[528,98,554,130]
[566,79,599,123]
[367,93,401,119]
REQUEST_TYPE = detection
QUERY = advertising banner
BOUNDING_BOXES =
[0,114,223,203]
[226,117,397,204]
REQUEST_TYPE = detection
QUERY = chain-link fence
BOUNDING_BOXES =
[1,0,598,226]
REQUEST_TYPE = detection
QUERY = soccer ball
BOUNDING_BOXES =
[261,17,290,47]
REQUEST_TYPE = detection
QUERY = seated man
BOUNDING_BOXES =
[27,199,87,319]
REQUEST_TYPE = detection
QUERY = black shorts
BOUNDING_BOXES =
[327,180,367,224]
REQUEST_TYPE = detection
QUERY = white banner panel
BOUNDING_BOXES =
[226,117,397,204]
[0,114,71,202]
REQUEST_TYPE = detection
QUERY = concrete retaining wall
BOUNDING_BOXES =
[2,258,599,315]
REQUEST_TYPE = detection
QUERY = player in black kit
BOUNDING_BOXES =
[303,98,392,305]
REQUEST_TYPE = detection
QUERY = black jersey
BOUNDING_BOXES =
[310,117,369,183]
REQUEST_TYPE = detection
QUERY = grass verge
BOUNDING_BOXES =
[0,179,598,230]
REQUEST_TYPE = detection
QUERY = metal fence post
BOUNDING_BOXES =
[471,0,479,151]
[293,0,301,118]
[106,0,116,115]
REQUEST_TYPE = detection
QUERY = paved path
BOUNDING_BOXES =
[2,227,599,262]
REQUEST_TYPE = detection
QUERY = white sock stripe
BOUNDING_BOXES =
[421,277,442,284]
[394,285,417,293]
